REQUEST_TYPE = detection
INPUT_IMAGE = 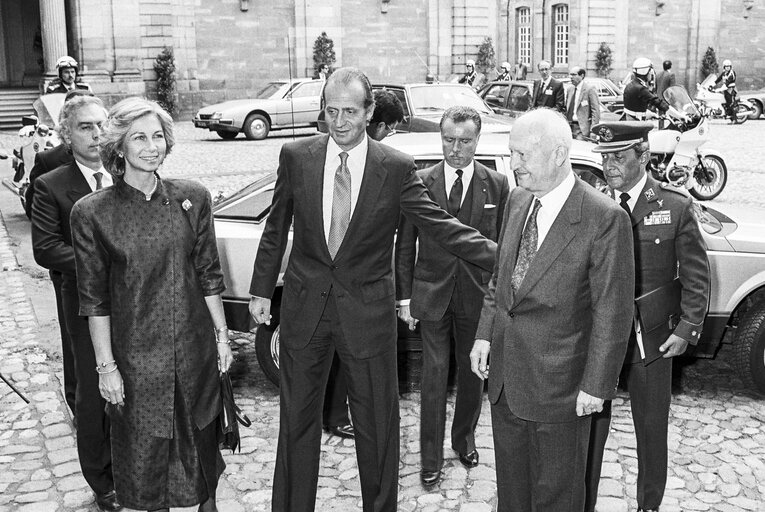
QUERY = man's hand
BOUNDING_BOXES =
[576,390,604,417]
[249,296,271,328]
[470,339,491,380]
[397,305,418,331]
[660,333,689,358]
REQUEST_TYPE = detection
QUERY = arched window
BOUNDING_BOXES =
[552,4,569,67]
[517,7,532,67]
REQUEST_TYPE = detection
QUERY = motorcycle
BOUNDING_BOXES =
[648,85,728,201]
[695,73,754,124]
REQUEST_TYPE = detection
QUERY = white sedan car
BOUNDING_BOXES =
[214,132,765,394]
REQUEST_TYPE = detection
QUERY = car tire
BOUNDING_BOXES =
[216,130,238,140]
[243,113,270,140]
[732,299,765,395]
[747,100,763,120]
[255,322,280,387]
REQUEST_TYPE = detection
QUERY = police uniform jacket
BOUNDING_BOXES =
[714,69,737,91]
[623,79,669,119]
[625,175,710,361]
[45,81,91,94]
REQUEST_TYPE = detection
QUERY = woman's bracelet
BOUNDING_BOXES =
[95,362,118,374]
[214,326,230,344]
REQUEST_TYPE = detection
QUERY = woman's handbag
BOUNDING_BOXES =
[219,371,251,453]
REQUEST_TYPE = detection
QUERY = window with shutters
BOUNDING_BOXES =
[552,4,569,67]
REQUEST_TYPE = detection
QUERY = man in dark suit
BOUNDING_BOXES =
[31,95,120,512]
[249,67,496,512]
[566,66,601,140]
[532,60,565,113]
[470,108,635,511]
[396,106,509,487]
[586,122,710,512]
[655,60,676,100]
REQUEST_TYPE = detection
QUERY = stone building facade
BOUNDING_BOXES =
[0,0,762,118]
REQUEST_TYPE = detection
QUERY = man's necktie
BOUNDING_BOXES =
[447,169,463,216]
[328,152,351,259]
[619,192,631,217]
[93,172,103,190]
[511,198,541,291]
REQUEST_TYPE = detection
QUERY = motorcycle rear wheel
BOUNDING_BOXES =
[690,155,727,201]
[733,103,750,124]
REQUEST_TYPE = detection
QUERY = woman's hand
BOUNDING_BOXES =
[99,370,124,406]
[217,342,234,373]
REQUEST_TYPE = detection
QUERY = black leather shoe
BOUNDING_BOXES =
[325,423,355,439]
[420,469,441,487]
[95,490,123,511]
[458,449,479,468]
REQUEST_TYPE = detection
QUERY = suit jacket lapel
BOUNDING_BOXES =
[630,176,661,226]
[501,190,533,298]
[65,163,95,203]
[469,163,488,226]
[513,180,583,304]
[307,136,331,258]
[424,162,448,210]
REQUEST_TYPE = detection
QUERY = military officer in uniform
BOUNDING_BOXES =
[622,58,684,121]
[585,122,711,512]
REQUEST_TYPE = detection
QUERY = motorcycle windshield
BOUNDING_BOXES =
[33,93,66,129]
[664,85,700,116]
[699,73,717,90]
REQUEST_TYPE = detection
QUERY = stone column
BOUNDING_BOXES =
[39,0,69,78]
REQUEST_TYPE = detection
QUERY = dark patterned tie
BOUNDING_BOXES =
[93,171,103,190]
[328,152,351,259]
[619,192,631,217]
[447,169,463,216]
[511,198,542,291]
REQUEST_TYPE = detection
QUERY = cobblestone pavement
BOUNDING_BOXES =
[0,119,764,511]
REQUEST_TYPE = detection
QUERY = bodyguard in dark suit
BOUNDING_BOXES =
[586,122,710,512]
[249,68,496,512]
[31,95,120,511]
[470,109,635,511]
[532,60,566,113]
[396,106,509,487]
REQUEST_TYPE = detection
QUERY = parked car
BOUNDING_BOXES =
[317,82,514,134]
[478,78,623,121]
[193,78,324,140]
[739,90,765,120]
[214,132,765,394]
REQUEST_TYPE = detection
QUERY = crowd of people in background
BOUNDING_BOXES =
[28,54,715,512]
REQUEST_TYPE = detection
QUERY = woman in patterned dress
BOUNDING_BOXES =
[71,97,233,512]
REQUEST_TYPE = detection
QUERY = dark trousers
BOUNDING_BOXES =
[322,354,350,427]
[723,89,737,119]
[586,357,672,511]
[51,270,76,417]
[419,298,483,471]
[61,277,114,496]
[272,293,399,512]
[492,389,590,512]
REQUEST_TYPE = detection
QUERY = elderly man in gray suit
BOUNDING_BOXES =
[470,108,635,511]
[566,66,601,140]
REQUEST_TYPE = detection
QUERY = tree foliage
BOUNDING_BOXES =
[594,42,613,78]
[153,46,177,117]
[700,46,719,79]
[312,32,336,77]
[475,37,496,75]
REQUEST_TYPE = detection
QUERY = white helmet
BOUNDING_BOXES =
[632,57,653,76]
[466,59,475,67]
[722,59,732,67]
[55,56,78,78]
[501,61,511,71]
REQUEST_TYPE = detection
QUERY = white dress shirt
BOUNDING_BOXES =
[74,160,113,192]
[443,160,475,207]
[322,135,368,244]
[527,171,576,249]
[619,172,648,213]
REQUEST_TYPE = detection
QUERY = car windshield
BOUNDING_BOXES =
[255,82,288,99]
[409,85,492,115]
[214,175,276,221]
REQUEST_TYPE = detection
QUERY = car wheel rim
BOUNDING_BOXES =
[271,325,280,370]
[250,119,267,138]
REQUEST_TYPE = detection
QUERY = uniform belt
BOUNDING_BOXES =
[623,108,646,120]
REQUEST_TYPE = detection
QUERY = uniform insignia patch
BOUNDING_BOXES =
[657,199,664,208]
[644,188,655,200]
[598,126,613,141]
[644,210,672,225]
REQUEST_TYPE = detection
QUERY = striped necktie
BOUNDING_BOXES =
[327,152,351,259]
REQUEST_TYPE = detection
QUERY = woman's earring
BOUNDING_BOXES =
[118,152,124,158]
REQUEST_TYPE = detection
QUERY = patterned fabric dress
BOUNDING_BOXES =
[71,175,225,509]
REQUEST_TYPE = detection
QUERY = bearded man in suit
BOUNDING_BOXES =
[532,60,565,113]
[396,106,509,487]
[566,66,601,140]
[249,67,496,512]
[31,95,120,511]
[470,108,635,511]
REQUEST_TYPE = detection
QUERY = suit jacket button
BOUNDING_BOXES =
[331,265,338,270]
[507,311,514,318]
[321,292,326,297]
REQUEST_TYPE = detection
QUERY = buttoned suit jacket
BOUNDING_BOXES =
[395,161,508,320]
[249,134,496,359]
[25,144,73,219]
[475,178,635,423]
[532,77,566,113]
[625,176,710,361]
[567,81,601,137]
[32,160,93,278]
[655,70,675,100]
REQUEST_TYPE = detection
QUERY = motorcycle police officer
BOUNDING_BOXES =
[713,59,737,122]
[458,59,485,90]
[498,61,512,81]
[622,58,669,120]
[585,121,710,512]
[45,56,92,94]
